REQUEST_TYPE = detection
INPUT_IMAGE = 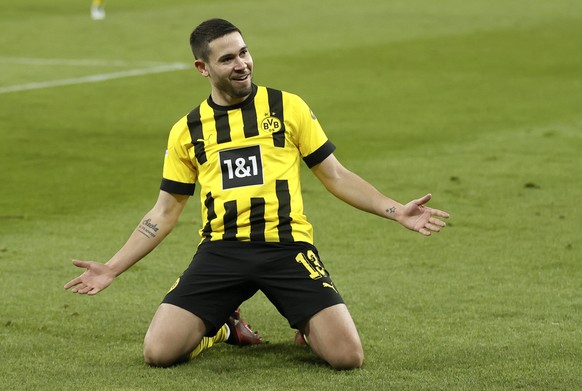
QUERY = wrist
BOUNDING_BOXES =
[104,260,124,278]
[383,203,402,222]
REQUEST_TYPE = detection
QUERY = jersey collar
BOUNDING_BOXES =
[207,84,258,111]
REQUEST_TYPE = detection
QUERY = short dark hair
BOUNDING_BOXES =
[189,18,242,61]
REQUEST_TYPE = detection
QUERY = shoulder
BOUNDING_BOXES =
[257,85,304,103]
[167,112,192,145]
[169,114,188,133]
[169,100,205,131]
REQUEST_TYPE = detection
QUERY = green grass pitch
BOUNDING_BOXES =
[1,0,581,389]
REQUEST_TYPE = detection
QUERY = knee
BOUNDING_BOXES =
[143,343,168,367]
[143,339,183,368]
[318,336,364,370]
[328,348,364,370]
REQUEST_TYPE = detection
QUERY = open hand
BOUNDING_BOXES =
[399,194,449,236]
[64,260,116,295]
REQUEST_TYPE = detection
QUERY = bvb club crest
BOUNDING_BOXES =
[260,116,282,133]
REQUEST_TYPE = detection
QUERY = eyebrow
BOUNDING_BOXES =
[217,46,248,62]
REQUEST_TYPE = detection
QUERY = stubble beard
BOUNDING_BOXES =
[231,76,253,98]
[213,74,253,104]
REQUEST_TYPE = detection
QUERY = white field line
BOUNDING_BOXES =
[0,56,185,67]
[0,59,191,94]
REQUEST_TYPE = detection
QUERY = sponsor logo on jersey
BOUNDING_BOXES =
[219,145,264,189]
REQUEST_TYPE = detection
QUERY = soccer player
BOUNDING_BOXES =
[64,18,450,370]
[90,0,105,20]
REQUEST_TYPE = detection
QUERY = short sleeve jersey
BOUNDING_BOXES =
[161,84,335,245]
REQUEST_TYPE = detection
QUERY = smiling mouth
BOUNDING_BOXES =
[232,74,250,81]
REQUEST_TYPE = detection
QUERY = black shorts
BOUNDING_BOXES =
[162,241,344,335]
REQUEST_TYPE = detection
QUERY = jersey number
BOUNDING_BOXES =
[296,250,327,280]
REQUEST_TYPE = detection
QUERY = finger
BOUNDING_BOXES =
[88,287,102,296]
[77,285,94,294]
[423,206,449,219]
[431,209,450,218]
[425,223,442,232]
[71,283,86,293]
[64,277,82,290]
[429,217,447,227]
[418,228,432,236]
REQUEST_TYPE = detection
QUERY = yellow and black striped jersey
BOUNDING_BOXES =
[161,84,335,245]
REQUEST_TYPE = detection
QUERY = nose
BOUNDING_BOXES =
[234,56,246,70]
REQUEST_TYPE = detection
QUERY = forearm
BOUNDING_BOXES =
[319,167,403,221]
[104,191,188,277]
[104,212,175,276]
[312,154,449,236]
[311,153,408,222]
[104,210,177,276]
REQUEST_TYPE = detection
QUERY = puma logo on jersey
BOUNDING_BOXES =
[196,134,213,143]
[322,282,338,293]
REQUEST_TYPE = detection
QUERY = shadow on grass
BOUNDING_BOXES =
[144,342,329,372]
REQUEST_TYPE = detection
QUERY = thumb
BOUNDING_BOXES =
[414,193,432,206]
[71,259,91,269]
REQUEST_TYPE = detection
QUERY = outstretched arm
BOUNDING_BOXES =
[64,190,189,295]
[311,154,449,236]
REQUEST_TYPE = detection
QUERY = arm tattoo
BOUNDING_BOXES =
[386,206,396,214]
[137,218,160,239]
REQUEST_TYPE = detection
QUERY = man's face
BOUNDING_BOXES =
[196,32,253,105]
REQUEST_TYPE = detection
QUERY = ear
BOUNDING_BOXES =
[194,59,209,77]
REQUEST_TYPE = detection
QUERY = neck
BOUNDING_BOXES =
[210,89,249,107]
